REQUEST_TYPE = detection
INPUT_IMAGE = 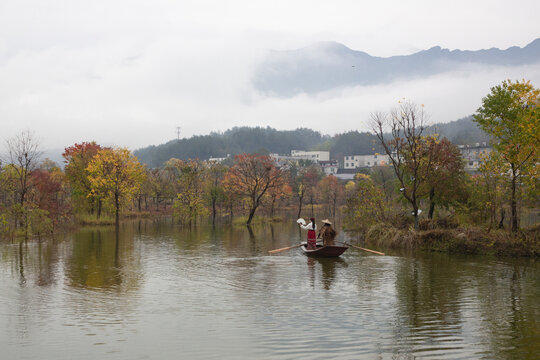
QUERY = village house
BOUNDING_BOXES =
[458,143,492,173]
[343,154,390,169]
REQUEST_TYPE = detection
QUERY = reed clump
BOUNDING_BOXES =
[363,222,540,257]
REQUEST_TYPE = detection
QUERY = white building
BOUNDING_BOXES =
[458,143,492,172]
[290,150,330,162]
[343,154,390,169]
[319,160,339,175]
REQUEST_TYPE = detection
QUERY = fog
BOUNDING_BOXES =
[1,0,539,151]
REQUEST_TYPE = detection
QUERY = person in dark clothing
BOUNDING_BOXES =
[318,219,337,246]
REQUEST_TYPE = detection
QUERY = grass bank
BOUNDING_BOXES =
[362,222,540,257]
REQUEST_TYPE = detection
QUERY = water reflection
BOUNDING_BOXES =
[66,227,140,292]
[0,219,539,359]
[307,257,348,290]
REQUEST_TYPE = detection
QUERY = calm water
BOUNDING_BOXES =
[1,219,539,359]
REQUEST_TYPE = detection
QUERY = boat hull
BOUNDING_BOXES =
[301,243,348,257]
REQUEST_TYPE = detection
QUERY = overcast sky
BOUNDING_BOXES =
[1,0,539,151]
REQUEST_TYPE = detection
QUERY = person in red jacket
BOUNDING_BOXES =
[299,217,317,249]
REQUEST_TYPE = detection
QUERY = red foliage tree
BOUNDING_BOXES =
[223,154,285,225]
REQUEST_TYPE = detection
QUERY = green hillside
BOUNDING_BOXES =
[134,117,488,167]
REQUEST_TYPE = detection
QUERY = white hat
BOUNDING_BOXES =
[321,219,332,225]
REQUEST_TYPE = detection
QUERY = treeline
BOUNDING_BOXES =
[1,79,536,256]
[134,118,489,167]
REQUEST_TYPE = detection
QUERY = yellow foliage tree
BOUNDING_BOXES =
[86,148,146,227]
[474,79,540,231]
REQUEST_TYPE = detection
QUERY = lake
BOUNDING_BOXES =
[1,218,539,359]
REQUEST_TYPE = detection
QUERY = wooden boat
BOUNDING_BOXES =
[300,243,348,257]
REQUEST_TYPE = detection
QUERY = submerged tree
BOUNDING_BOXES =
[169,159,208,226]
[205,162,227,224]
[63,142,106,217]
[5,130,42,207]
[474,79,539,232]
[87,148,146,228]
[223,154,284,225]
[318,175,343,219]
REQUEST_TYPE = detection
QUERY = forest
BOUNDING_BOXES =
[134,116,488,167]
[1,80,538,256]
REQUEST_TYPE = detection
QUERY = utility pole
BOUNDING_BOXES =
[176,126,181,140]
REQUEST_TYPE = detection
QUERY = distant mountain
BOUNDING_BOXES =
[134,117,489,167]
[426,116,491,145]
[253,38,540,96]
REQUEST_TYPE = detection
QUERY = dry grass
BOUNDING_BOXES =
[363,222,540,257]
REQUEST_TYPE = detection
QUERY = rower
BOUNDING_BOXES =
[318,219,337,246]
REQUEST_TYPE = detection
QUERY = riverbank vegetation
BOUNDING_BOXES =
[1,79,538,256]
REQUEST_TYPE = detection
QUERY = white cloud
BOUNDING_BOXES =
[1,0,539,151]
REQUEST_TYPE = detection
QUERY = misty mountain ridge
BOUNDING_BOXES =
[253,38,540,96]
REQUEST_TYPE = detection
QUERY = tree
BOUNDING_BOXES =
[422,137,466,219]
[474,79,539,232]
[146,168,175,211]
[318,175,343,218]
[372,102,430,229]
[206,162,227,224]
[265,176,291,218]
[222,154,284,225]
[168,159,208,226]
[291,164,322,218]
[472,154,508,228]
[370,165,397,202]
[86,148,146,228]
[344,174,387,231]
[30,164,69,231]
[63,142,106,217]
[5,130,42,207]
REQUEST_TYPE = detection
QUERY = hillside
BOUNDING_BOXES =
[253,39,540,96]
[134,117,488,167]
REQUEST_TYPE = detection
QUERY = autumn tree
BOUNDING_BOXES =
[291,164,322,217]
[86,148,146,228]
[265,176,291,218]
[0,163,18,235]
[474,79,539,232]
[168,159,208,226]
[205,162,227,224]
[344,174,387,231]
[222,154,284,225]
[471,154,508,228]
[318,175,343,218]
[422,137,466,219]
[30,162,70,231]
[370,165,397,202]
[63,142,106,217]
[146,168,175,211]
[372,102,430,229]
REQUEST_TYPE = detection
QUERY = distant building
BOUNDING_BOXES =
[343,154,390,169]
[269,153,298,168]
[291,150,330,162]
[208,154,230,163]
[319,160,339,175]
[458,143,492,172]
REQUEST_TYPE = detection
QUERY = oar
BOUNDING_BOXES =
[341,242,385,256]
[268,243,303,254]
